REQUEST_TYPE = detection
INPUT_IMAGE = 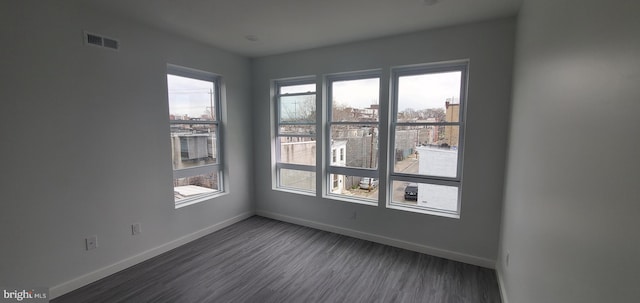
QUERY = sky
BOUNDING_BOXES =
[397,71,461,111]
[332,78,380,109]
[169,70,462,119]
[332,71,461,112]
[167,74,215,118]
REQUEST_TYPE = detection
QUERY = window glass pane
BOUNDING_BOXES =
[279,137,316,165]
[397,71,461,123]
[280,169,315,192]
[331,78,380,122]
[170,124,217,169]
[328,174,378,203]
[280,84,315,95]
[391,180,459,212]
[330,125,377,169]
[279,125,315,136]
[393,127,459,177]
[174,171,220,202]
[280,95,316,123]
[394,125,424,157]
[167,74,216,121]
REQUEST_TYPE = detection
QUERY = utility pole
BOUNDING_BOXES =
[366,126,376,192]
[209,88,214,120]
[369,126,375,168]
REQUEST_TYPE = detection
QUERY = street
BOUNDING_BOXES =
[391,155,419,205]
[339,154,419,204]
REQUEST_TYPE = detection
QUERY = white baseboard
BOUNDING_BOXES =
[50,211,254,299]
[256,210,496,269]
[496,266,509,303]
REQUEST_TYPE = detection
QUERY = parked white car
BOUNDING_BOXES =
[359,178,379,190]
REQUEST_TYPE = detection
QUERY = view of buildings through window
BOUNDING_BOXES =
[390,66,466,215]
[167,66,223,206]
[273,62,467,216]
[327,76,380,202]
[275,81,316,192]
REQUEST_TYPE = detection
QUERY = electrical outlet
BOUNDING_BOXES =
[132,223,141,235]
[505,251,510,267]
[86,235,98,250]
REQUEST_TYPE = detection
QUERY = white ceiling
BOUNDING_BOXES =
[83,0,522,58]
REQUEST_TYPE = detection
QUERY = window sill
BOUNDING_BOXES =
[324,193,378,207]
[387,203,460,219]
[174,191,228,209]
[273,187,316,197]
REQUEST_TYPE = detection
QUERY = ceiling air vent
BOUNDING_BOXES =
[83,31,120,51]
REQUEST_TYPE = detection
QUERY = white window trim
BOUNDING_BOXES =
[324,71,382,204]
[167,64,226,208]
[268,61,469,219]
[273,77,318,194]
[387,60,469,218]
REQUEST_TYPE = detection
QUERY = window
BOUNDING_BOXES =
[274,79,317,193]
[270,62,467,218]
[167,65,224,207]
[389,62,468,217]
[326,74,380,204]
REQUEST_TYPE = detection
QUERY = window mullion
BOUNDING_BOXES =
[327,166,378,178]
[277,163,315,172]
[173,164,220,179]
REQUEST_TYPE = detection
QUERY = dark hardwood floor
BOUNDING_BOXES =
[53,216,501,303]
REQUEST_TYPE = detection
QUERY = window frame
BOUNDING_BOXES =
[273,78,317,194]
[324,71,382,205]
[167,64,225,208]
[388,61,469,218]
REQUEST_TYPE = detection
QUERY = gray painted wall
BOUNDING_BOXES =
[498,0,640,302]
[0,1,253,294]
[252,18,516,264]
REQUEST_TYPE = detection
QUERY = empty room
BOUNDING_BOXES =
[1,0,638,302]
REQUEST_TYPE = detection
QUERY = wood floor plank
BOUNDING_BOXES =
[53,216,501,303]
